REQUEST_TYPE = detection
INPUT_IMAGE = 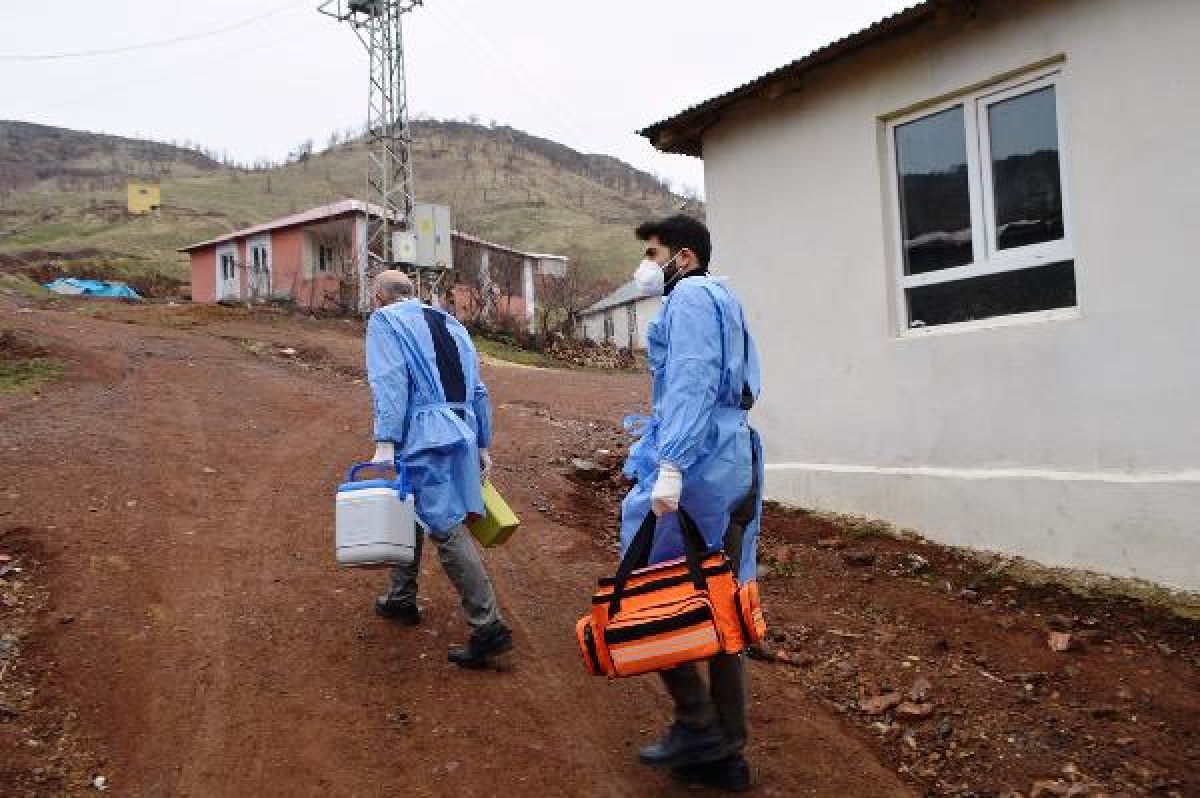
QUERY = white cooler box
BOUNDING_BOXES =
[335,462,417,567]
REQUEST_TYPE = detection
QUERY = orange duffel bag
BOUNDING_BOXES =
[576,510,766,678]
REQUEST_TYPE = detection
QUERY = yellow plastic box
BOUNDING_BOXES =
[467,481,520,547]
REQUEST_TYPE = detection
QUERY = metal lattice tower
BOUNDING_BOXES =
[319,0,422,289]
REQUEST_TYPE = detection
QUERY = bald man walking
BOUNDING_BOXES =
[365,270,513,669]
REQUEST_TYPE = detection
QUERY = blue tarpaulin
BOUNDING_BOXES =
[43,278,141,300]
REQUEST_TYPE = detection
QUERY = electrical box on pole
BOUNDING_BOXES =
[413,203,452,272]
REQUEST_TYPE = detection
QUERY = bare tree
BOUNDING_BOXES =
[310,228,362,314]
[291,139,314,165]
[534,254,610,339]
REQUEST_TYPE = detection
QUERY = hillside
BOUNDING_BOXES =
[0,120,220,192]
[0,119,692,290]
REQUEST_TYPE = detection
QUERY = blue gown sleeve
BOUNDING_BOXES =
[656,284,723,471]
[472,376,493,449]
[365,313,410,443]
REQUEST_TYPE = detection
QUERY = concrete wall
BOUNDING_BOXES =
[296,231,344,310]
[701,0,1200,589]
[522,260,536,334]
[446,283,528,328]
[269,229,305,300]
[580,311,608,345]
[580,296,661,349]
[189,247,216,303]
[631,296,660,349]
[266,227,342,307]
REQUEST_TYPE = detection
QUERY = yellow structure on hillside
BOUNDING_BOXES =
[126,179,161,215]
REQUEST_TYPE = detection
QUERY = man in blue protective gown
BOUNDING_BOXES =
[365,270,513,669]
[620,215,763,792]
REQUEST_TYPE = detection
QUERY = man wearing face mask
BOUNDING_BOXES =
[620,215,764,791]
[365,270,513,669]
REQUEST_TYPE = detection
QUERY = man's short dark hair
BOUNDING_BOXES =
[636,214,711,269]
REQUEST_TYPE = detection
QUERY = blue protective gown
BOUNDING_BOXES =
[620,276,764,583]
[366,298,493,538]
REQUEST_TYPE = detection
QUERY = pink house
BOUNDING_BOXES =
[181,200,569,329]
[181,199,375,312]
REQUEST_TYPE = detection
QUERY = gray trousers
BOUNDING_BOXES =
[385,524,502,630]
[657,485,756,754]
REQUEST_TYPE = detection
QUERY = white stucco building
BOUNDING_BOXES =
[579,281,661,350]
[641,0,1200,590]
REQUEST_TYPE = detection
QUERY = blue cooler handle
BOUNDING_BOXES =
[345,460,411,497]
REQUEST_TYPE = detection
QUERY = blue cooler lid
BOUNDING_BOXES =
[338,462,411,497]
[338,477,403,493]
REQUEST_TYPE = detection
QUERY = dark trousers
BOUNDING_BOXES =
[657,496,754,753]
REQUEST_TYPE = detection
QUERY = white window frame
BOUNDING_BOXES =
[215,244,239,300]
[886,67,1073,328]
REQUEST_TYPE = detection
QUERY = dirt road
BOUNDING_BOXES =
[1,302,914,797]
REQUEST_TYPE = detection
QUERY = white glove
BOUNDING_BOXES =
[651,461,682,516]
[479,448,493,484]
[371,441,395,465]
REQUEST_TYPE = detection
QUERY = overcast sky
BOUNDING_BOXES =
[1,0,912,196]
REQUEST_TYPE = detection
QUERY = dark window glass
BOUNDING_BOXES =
[895,105,973,275]
[988,86,1065,250]
[906,260,1075,328]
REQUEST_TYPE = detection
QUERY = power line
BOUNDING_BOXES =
[0,0,306,61]
[34,14,316,117]
[422,1,595,149]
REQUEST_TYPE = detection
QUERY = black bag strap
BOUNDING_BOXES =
[739,305,756,411]
[608,509,711,617]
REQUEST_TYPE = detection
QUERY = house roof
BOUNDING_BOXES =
[581,280,649,316]
[451,230,569,263]
[178,199,395,252]
[639,0,941,157]
[180,200,572,267]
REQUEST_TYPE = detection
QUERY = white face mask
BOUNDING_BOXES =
[634,259,664,296]
[633,251,681,297]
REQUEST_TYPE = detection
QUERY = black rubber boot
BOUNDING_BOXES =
[638,722,730,768]
[671,754,752,792]
[374,596,421,625]
[447,620,513,669]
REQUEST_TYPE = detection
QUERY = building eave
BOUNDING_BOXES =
[638,0,946,157]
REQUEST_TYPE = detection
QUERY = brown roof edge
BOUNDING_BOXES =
[175,211,361,253]
[638,0,945,157]
[176,199,391,253]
